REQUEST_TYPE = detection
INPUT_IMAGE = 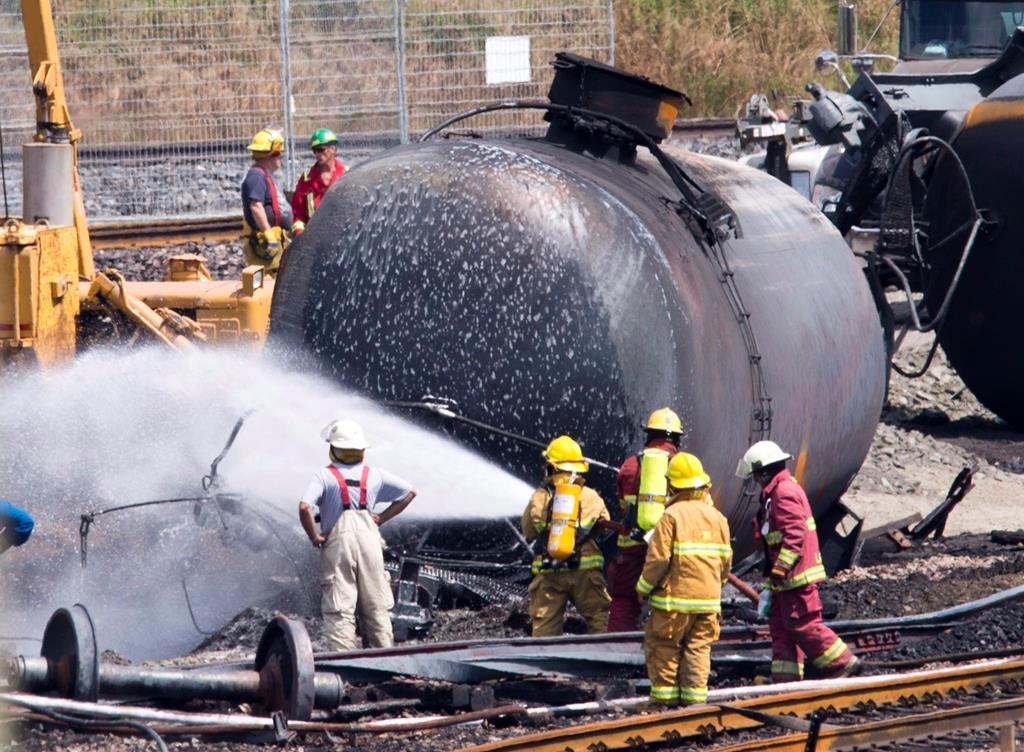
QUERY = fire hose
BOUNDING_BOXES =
[381,396,618,473]
[388,396,762,604]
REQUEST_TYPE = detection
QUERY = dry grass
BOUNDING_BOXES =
[35,0,903,146]
[615,0,901,116]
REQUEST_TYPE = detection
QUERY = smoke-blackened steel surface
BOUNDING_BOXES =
[270,139,885,558]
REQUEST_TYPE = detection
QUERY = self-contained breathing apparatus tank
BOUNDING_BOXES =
[546,475,582,561]
[635,449,670,532]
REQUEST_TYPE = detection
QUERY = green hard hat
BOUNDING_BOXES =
[310,128,338,149]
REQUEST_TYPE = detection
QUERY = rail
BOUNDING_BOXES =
[462,658,1024,751]
[88,215,240,250]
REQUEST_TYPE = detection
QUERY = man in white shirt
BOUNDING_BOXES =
[298,418,416,650]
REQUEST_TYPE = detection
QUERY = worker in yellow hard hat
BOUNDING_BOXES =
[608,407,685,632]
[241,127,292,275]
[638,452,731,706]
[521,435,611,636]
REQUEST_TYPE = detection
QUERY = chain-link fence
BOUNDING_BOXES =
[0,0,613,221]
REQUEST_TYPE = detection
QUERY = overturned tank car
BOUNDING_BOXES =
[269,54,887,563]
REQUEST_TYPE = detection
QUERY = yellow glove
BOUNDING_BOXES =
[255,229,283,260]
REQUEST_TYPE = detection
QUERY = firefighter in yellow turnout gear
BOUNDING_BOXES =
[522,435,612,636]
[638,452,732,705]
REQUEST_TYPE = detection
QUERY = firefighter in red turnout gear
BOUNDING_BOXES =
[737,441,861,682]
[608,407,684,632]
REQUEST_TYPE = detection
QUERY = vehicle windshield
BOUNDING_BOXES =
[900,0,1024,58]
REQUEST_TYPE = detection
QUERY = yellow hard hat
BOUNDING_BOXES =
[667,451,711,489]
[542,435,589,473]
[644,407,683,435]
[248,128,285,156]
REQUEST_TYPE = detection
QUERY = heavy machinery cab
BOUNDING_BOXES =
[899,0,1024,60]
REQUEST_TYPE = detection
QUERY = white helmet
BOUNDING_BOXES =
[735,440,791,478]
[321,418,370,450]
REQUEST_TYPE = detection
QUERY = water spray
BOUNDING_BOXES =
[382,395,618,474]
[77,409,258,567]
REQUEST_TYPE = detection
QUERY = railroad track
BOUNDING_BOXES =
[88,215,241,250]
[463,658,1024,752]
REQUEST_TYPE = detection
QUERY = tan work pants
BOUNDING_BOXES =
[644,609,720,705]
[319,510,395,651]
[528,568,611,637]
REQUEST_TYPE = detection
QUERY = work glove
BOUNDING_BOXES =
[291,221,305,236]
[255,230,284,260]
[757,589,772,618]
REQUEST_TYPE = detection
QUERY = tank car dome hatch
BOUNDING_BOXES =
[546,52,688,144]
[268,54,887,562]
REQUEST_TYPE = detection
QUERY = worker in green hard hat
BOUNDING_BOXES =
[290,127,347,235]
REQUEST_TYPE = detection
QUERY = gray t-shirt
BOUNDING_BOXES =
[301,461,413,534]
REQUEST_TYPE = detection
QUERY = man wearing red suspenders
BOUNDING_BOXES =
[298,418,416,651]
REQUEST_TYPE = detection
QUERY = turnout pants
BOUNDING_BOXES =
[769,583,855,682]
[319,510,395,651]
[607,545,647,632]
[528,568,611,637]
[644,609,720,704]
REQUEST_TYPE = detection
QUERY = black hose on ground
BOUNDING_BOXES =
[16,705,169,752]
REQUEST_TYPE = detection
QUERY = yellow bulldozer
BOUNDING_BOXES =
[0,0,273,367]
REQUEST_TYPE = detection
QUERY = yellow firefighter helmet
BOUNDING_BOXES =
[542,435,589,473]
[644,407,683,435]
[667,451,711,489]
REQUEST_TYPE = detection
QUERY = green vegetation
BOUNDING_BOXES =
[616,0,901,116]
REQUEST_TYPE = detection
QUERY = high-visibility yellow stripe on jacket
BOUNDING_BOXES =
[521,477,610,575]
[617,493,645,548]
[764,515,826,590]
[760,470,828,591]
[636,491,733,614]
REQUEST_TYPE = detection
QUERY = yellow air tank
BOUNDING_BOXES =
[546,477,581,561]
[636,449,670,531]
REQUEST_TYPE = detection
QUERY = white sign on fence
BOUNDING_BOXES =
[485,36,532,85]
